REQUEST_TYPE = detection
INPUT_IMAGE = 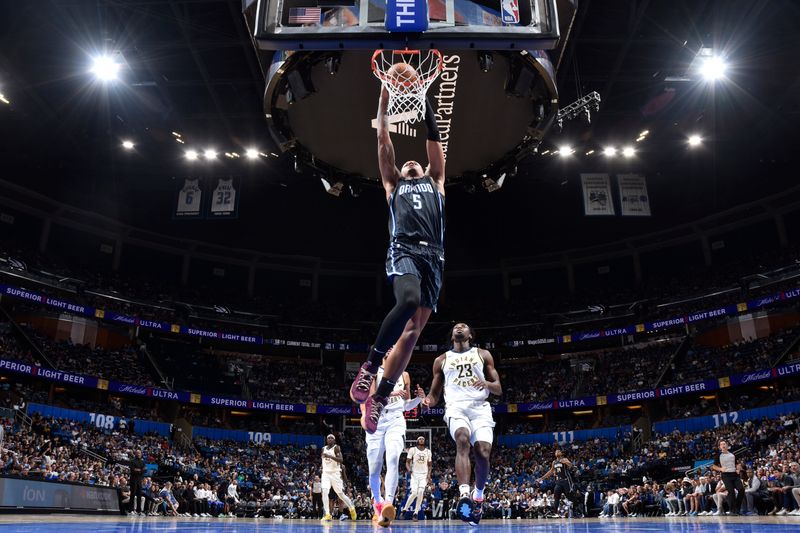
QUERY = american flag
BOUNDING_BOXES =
[288,7,321,24]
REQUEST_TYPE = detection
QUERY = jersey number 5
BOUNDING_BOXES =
[412,193,422,210]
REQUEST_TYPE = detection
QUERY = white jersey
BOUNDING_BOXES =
[377,366,407,414]
[211,178,236,214]
[321,445,341,476]
[443,347,489,404]
[407,446,432,476]
[177,179,201,214]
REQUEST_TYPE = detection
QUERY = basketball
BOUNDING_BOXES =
[386,62,419,93]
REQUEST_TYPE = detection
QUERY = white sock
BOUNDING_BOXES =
[459,484,470,497]
[474,487,484,500]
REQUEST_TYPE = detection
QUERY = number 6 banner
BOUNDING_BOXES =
[174,178,204,219]
[208,177,240,219]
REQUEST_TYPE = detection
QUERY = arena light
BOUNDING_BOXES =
[185,149,199,161]
[700,56,727,81]
[688,134,703,147]
[91,55,121,82]
[559,145,575,157]
[573,410,593,415]
[245,148,259,160]
[626,405,642,410]
[622,146,635,158]
[585,149,595,156]
[603,146,617,157]
[204,149,217,160]
[121,140,134,150]
[171,131,182,138]
[526,414,543,419]
[0,93,9,105]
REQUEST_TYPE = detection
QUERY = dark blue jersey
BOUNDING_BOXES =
[388,176,445,248]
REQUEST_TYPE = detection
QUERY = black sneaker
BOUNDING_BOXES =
[456,496,474,523]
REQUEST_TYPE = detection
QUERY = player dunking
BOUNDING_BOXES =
[320,434,357,521]
[537,449,575,517]
[423,323,502,525]
[401,436,432,520]
[361,350,425,527]
[350,85,446,435]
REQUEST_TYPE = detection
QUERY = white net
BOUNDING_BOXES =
[372,49,443,124]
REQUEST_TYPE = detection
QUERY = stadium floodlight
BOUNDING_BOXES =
[622,146,635,158]
[688,134,703,147]
[603,147,617,157]
[245,148,259,160]
[700,56,727,81]
[121,140,134,150]
[559,145,574,157]
[91,55,121,82]
[204,149,217,160]
[185,149,199,161]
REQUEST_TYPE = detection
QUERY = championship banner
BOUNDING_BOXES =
[581,173,615,216]
[617,174,651,216]
[174,178,204,219]
[207,177,240,219]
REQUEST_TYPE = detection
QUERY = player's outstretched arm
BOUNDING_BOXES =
[423,354,446,407]
[377,88,401,197]
[423,97,445,194]
[479,349,502,396]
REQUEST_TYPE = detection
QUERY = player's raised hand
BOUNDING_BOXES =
[415,384,425,398]
[422,395,435,409]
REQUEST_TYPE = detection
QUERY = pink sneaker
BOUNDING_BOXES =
[361,394,388,434]
[350,362,377,404]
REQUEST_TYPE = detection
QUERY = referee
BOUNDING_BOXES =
[710,440,744,515]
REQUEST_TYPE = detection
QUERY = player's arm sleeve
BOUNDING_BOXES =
[377,89,401,191]
[482,350,503,396]
[423,97,445,187]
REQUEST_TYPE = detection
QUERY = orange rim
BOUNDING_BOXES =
[371,49,443,85]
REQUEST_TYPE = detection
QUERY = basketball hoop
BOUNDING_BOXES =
[371,49,443,124]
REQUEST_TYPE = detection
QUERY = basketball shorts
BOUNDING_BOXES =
[410,473,428,493]
[385,241,444,311]
[321,472,345,495]
[365,410,406,454]
[444,401,495,445]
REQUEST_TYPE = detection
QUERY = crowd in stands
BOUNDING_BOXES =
[2,238,799,346]
[1,401,798,520]
[661,329,797,387]
[2,315,799,417]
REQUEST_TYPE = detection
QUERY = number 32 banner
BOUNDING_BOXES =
[208,177,240,219]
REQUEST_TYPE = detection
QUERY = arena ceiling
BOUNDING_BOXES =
[0,0,799,265]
